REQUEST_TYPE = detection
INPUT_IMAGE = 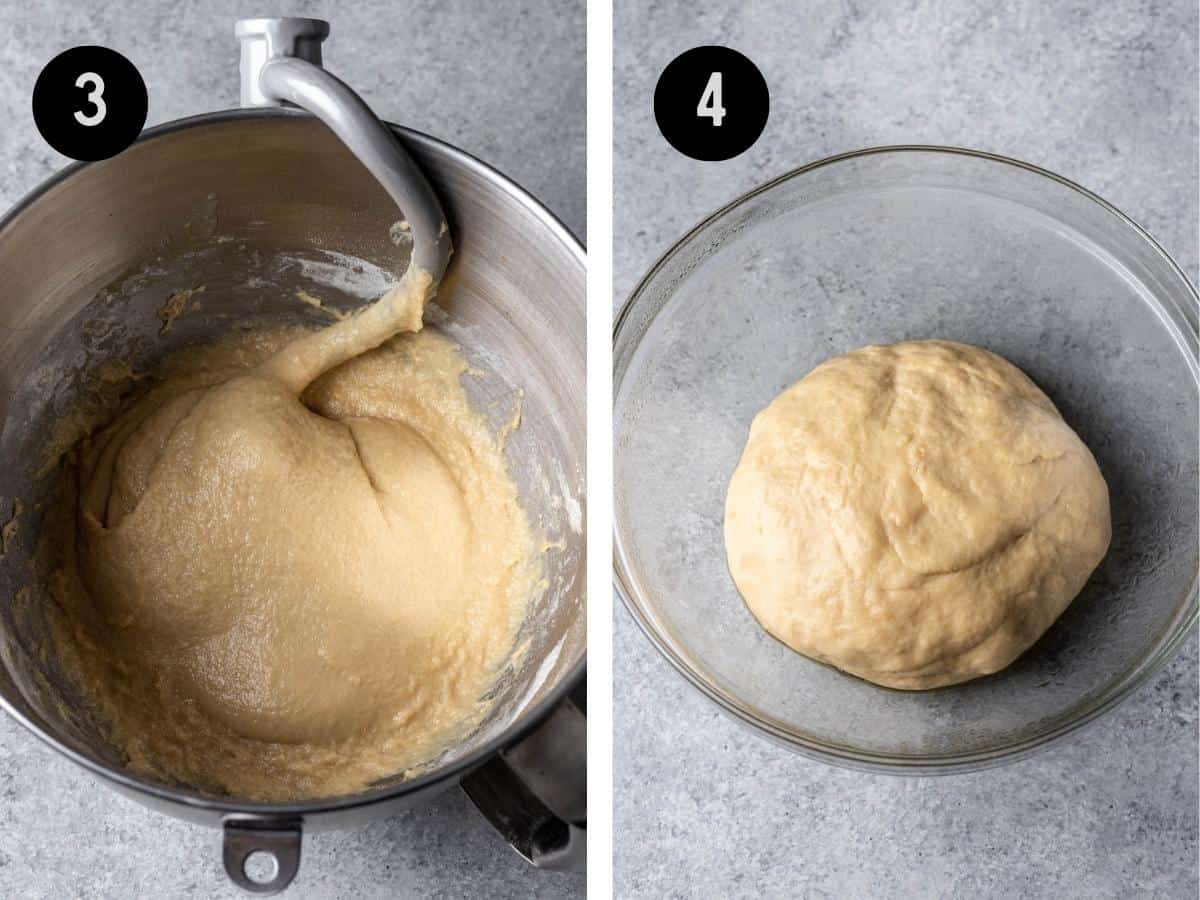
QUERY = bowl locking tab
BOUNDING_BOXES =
[222,816,303,895]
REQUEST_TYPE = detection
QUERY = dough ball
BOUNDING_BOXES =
[724,340,1110,690]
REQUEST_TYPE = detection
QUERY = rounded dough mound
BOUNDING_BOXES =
[724,340,1110,690]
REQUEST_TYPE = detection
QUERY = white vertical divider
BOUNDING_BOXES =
[586,0,614,895]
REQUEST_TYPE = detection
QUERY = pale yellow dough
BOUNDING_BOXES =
[45,271,538,799]
[724,340,1110,690]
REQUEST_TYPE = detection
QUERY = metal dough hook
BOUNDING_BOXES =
[235,17,452,285]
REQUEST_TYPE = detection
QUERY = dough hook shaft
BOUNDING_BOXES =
[235,17,451,284]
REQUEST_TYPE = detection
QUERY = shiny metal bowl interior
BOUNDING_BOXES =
[614,146,1198,773]
[0,111,585,817]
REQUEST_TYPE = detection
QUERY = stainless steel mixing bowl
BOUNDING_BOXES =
[614,146,1197,774]
[0,109,585,891]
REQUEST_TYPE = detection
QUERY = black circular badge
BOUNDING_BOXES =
[654,46,768,162]
[33,46,148,161]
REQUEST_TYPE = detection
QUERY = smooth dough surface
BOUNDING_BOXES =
[46,271,539,799]
[724,340,1110,690]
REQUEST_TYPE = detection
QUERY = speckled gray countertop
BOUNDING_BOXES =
[0,1,583,897]
[615,2,1197,898]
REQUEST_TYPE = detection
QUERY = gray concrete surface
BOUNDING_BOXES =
[614,1,1198,898]
[0,1,583,898]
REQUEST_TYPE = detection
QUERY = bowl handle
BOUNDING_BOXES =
[233,17,452,286]
[221,816,303,895]
[461,677,587,872]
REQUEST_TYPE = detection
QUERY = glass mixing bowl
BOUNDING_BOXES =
[613,146,1198,773]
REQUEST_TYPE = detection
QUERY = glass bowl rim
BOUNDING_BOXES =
[612,143,1200,775]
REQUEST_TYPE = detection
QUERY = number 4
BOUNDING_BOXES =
[697,71,725,127]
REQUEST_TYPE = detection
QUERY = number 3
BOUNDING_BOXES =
[697,71,725,127]
[74,72,106,127]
